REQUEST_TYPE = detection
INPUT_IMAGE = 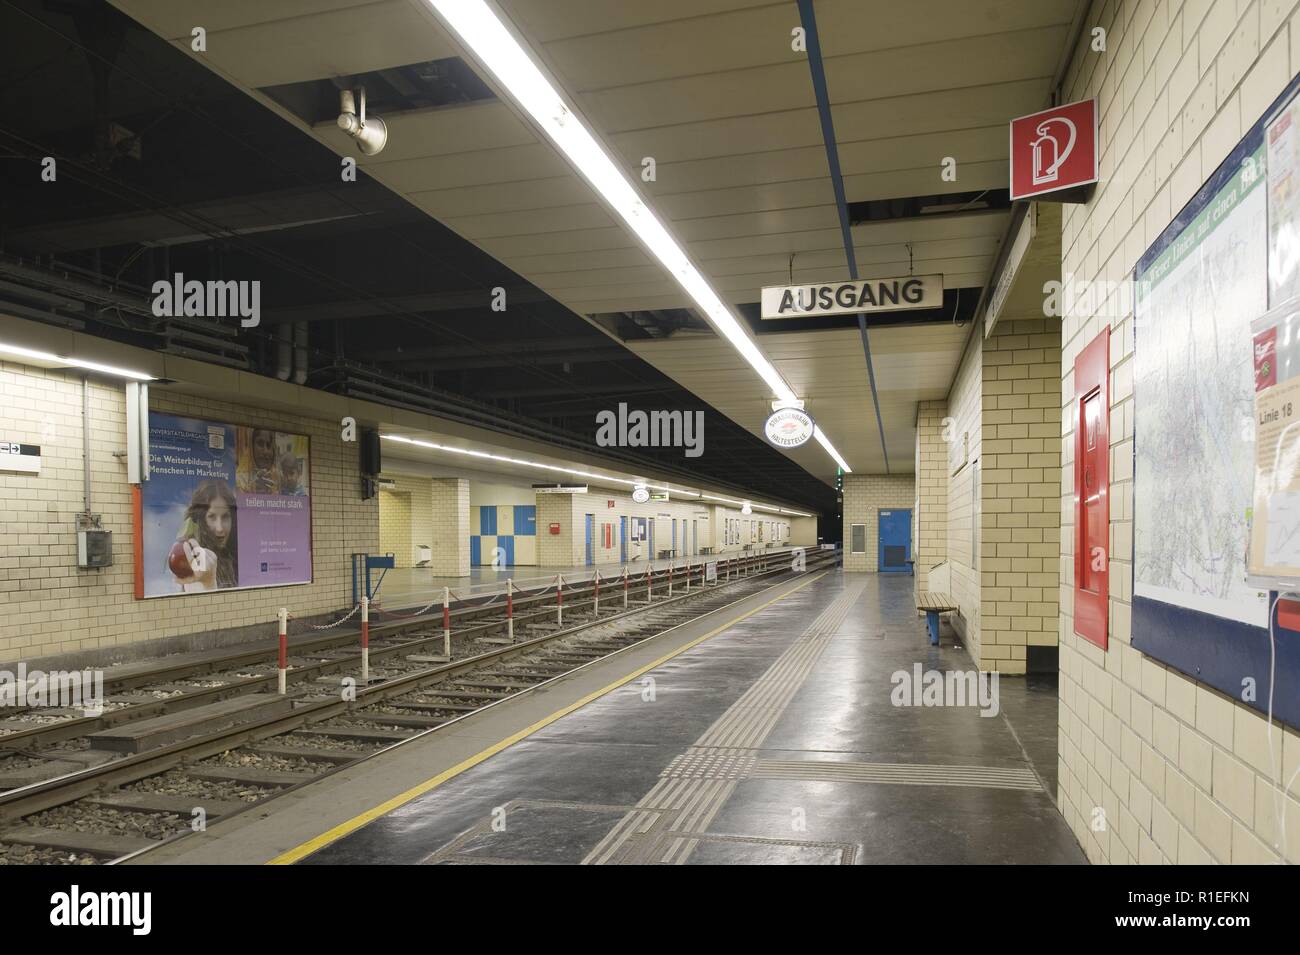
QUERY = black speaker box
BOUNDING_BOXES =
[360,428,381,476]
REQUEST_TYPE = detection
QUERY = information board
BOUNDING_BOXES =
[1132,74,1300,730]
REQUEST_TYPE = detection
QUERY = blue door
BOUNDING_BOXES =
[500,536,515,568]
[648,521,654,558]
[620,516,628,562]
[469,536,482,566]
[878,509,912,573]
[585,514,595,566]
[671,520,677,555]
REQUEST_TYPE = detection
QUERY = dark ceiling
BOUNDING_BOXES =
[0,0,843,512]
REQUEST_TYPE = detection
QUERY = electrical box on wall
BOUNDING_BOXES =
[77,529,113,569]
[1073,327,1110,649]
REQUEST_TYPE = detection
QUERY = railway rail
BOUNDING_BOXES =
[0,550,799,755]
[0,549,835,865]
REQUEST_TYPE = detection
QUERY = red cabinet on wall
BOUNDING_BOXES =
[1073,328,1110,649]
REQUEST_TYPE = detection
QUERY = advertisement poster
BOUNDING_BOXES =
[141,413,312,597]
[1247,299,1300,588]
[1267,92,1300,305]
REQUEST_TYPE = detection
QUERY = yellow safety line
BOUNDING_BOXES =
[268,570,826,864]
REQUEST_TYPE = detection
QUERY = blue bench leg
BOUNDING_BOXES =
[926,611,940,646]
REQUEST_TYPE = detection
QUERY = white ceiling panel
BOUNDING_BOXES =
[502,0,774,45]
[625,323,969,477]
[106,0,386,38]
[316,101,538,164]
[813,0,1079,55]
[110,0,1083,486]
[142,0,459,88]
[408,175,598,218]
[536,5,800,90]
[367,143,570,191]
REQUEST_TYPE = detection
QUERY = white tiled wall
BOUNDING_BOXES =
[914,400,949,599]
[0,361,377,663]
[1058,0,1300,864]
[842,474,915,572]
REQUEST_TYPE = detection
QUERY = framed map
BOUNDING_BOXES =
[1132,72,1300,730]
[1133,145,1269,627]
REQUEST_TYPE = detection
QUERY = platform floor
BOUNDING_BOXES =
[138,570,1083,865]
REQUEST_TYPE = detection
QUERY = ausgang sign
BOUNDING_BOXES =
[760,274,942,319]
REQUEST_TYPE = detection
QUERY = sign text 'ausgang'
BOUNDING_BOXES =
[760,275,943,319]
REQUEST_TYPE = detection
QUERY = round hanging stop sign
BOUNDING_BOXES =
[764,408,815,448]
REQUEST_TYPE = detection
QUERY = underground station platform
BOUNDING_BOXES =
[0,0,1291,935]
[132,572,1080,867]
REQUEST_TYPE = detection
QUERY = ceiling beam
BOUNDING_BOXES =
[265,287,552,323]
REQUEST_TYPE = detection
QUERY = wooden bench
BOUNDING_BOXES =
[916,592,957,646]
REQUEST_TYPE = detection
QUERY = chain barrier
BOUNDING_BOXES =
[372,596,444,620]
[287,603,361,630]
[449,589,508,612]
[287,559,744,632]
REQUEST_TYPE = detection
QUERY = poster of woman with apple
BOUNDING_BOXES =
[141,413,312,597]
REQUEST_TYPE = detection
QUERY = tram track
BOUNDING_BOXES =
[0,551,834,865]
[0,552,790,755]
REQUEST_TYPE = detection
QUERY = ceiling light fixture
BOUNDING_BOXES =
[0,342,154,380]
[425,0,851,474]
[382,434,811,517]
[337,87,388,156]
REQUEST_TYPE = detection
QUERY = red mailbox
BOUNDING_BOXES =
[1073,327,1110,649]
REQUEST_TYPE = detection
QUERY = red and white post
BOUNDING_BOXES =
[506,579,514,642]
[556,574,564,626]
[685,557,691,592]
[645,564,653,602]
[668,560,674,597]
[622,566,629,609]
[360,595,370,686]
[442,586,451,658]
[277,607,288,695]
[593,570,600,615]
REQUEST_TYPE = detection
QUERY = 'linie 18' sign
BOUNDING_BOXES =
[760,274,943,319]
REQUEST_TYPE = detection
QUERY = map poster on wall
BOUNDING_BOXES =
[1133,144,1270,628]
[140,413,312,597]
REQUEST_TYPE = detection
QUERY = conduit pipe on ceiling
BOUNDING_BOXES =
[275,324,292,381]
[293,321,309,385]
[82,375,92,515]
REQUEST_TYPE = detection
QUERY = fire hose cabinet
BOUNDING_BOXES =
[1073,327,1110,649]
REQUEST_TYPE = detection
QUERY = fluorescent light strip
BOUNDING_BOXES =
[699,493,810,518]
[426,0,850,474]
[0,342,154,381]
[813,426,851,473]
[382,434,812,517]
